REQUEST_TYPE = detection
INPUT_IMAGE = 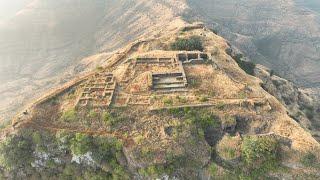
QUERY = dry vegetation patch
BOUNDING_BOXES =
[216,134,242,161]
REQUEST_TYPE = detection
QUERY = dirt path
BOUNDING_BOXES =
[25,121,134,147]
[150,97,267,111]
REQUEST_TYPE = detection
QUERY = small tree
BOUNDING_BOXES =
[0,134,34,171]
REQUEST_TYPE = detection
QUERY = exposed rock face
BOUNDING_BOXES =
[254,64,317,130]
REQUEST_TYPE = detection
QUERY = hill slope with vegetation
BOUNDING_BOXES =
[1,21,320,179]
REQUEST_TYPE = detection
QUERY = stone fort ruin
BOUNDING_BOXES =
[76,72,116,108]
[76,51,210,107]
[177,51,208,64]
[133,51,208,92]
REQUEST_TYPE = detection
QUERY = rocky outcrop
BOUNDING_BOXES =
[254,64,317,130]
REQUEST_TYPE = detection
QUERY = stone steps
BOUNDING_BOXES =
[153,84,186,89]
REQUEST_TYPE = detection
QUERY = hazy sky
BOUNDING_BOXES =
[0,0,31,22]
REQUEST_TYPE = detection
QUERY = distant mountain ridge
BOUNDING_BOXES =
[186,0,320,91]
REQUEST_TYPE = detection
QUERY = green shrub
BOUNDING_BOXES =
[101,111,125,126]
[134,135,144,144]
[241,136,280,177]
[224,148,236,159]
[167,108,219,129]
[96,66,104,71]
[138,154,189,177]
[140,147,155,160]
[0,134,34,171]
[1,130,128,179]
[168,107,185,117]
[56,130,73,148]
[198,113,220,129]
[91,137,123,164]
[46,159,57,169]
[208,163,218,176]
[299,105,315,120]
[112,165,130,180]
[67,134,128,178]
[197,129,205,139]
[70,133,93,155]
[61,163,82,179]
[216,102,226,110]
[199,96,209,102]
[301,152,317,167]
[88,110,99,119]
[170,36,204,51]
[189,77,200,87]
[49,96,59,105]
[32,131,49,152]
[165,154,188,174]
[163,97,173,106]
[84,170,111,180]
[138,165,164,178]
[61,109,77,122]
[176,96,187,103]
[238,91,247,99]
[102,112,111,124]
[32,132,42,145]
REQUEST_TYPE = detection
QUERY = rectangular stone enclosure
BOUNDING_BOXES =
[135,57,177,66]
[152,71,188,91]
[76,72,116,108]
[133,51,209,92]
[177,52,208,64]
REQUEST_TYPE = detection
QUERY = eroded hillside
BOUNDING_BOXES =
[1,22,320,179]
[0,0,187,122]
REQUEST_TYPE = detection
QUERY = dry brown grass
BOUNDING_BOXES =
[216,134,242,160]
